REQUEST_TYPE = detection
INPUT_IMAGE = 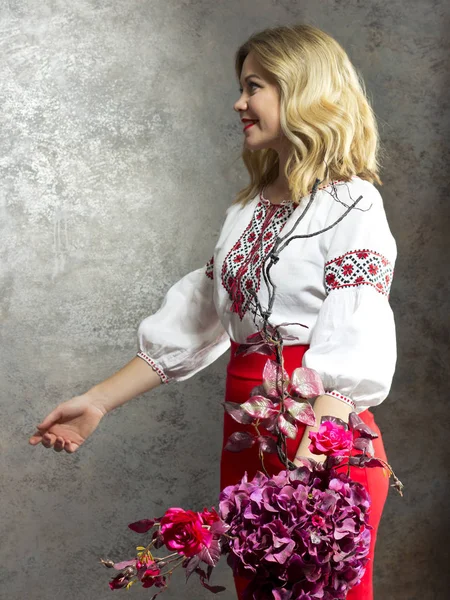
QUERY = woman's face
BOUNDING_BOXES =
[234,51,286,152]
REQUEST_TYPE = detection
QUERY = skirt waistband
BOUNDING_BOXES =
[228,339,310,383]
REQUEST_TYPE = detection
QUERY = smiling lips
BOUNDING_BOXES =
[243,120,258,131]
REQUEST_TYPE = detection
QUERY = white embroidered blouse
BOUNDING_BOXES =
[137,176,397,414]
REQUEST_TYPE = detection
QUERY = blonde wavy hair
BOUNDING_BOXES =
[232,23,384,206]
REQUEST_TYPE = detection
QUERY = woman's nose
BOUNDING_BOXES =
[233,95,247,112]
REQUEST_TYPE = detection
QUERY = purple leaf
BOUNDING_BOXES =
[197,537,221,567]
[241,395,279,420]
[283,398,316,426]
[235,342,275,357]
[257,435,278,454]
[128,519,156,533]
[250,384,266,396]
[195,566,226,593]
[199,580,226,593]
[348,455,385,468]
[245,331,265,344]
[290,367,325,399]
[152,529,164,548]
[353,437,375,456]
[272,589,293,600]
[359,457,386,469]
[150,587,168,600]
[326,455,348,468]
[222,402,253,424]
[277,414,298,440]
[320,415,348,430]
[348,412,379,439]
[261,414,279,433]
[277,320,309,333]
[263,359,290,399]
[224,432,255,452]
[184,555,201,582]
[210,520,230,536]
[289,460,316,478]
[113,559,136,571]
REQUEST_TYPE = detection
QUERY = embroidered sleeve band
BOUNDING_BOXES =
[324,250,394,297]
[136,351,170,384]
[325,390,356,410]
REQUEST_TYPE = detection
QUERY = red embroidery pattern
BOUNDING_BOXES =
[324,250,393,297]
[326,390,356,410]
[205,255,214,280]
[137,351,169,384]
[221,197,296,319]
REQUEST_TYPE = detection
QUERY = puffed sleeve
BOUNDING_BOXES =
[302,180,397,413]
[136,255,231,383]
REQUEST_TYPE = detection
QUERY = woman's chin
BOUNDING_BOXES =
[243,138,271,151]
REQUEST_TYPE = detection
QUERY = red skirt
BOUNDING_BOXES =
[220,341,389,600]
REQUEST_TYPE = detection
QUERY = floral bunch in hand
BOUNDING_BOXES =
[101,325,402,599]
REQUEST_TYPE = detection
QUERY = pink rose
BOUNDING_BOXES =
[308,420,353,456]
[160,508,212,557]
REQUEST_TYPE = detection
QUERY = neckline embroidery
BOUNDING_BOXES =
[221,200,296,319]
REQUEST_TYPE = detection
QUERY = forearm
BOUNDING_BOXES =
[87,356,164,414]
[294,394,353,465]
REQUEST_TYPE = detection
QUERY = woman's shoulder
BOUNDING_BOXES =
[319,176,384,212]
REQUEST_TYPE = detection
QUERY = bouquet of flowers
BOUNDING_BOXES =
[100,179,403,598]
[101,331,402,599]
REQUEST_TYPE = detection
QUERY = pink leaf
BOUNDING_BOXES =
[224,432,255,452]
[263,359,290,399]
[283,398,316,426]
[290,367,325,399]
[222,402,253,424]
[113,559,136,571]
[277,414,298,440]
[241,396,279,420]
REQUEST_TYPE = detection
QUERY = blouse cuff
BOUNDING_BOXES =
[324,390,356,411]
[136,351,170,384]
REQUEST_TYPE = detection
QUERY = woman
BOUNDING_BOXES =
[29,24,397,600]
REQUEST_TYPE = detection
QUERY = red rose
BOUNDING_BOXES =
[200,507,221,526]
[159,508,212,557]
[109,574,129,590]
[308,421,353,456]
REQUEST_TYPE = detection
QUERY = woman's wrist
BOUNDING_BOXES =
[85,356,164,415]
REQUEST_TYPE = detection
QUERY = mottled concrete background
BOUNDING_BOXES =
[1,1,448,598]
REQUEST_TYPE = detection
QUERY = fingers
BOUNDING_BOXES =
[36,407,62,432]
[53,437,65,452]
[42,432,56,448]
[64,440,79,453]
[29,433,43,445]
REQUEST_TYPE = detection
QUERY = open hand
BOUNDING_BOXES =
[29,395,107,453]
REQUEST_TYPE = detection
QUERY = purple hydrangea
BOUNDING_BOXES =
[219,466,371,600]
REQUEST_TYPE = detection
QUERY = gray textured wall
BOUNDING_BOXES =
[1,1,448,599]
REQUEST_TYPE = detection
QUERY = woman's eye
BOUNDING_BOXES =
[239,82,259,94]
